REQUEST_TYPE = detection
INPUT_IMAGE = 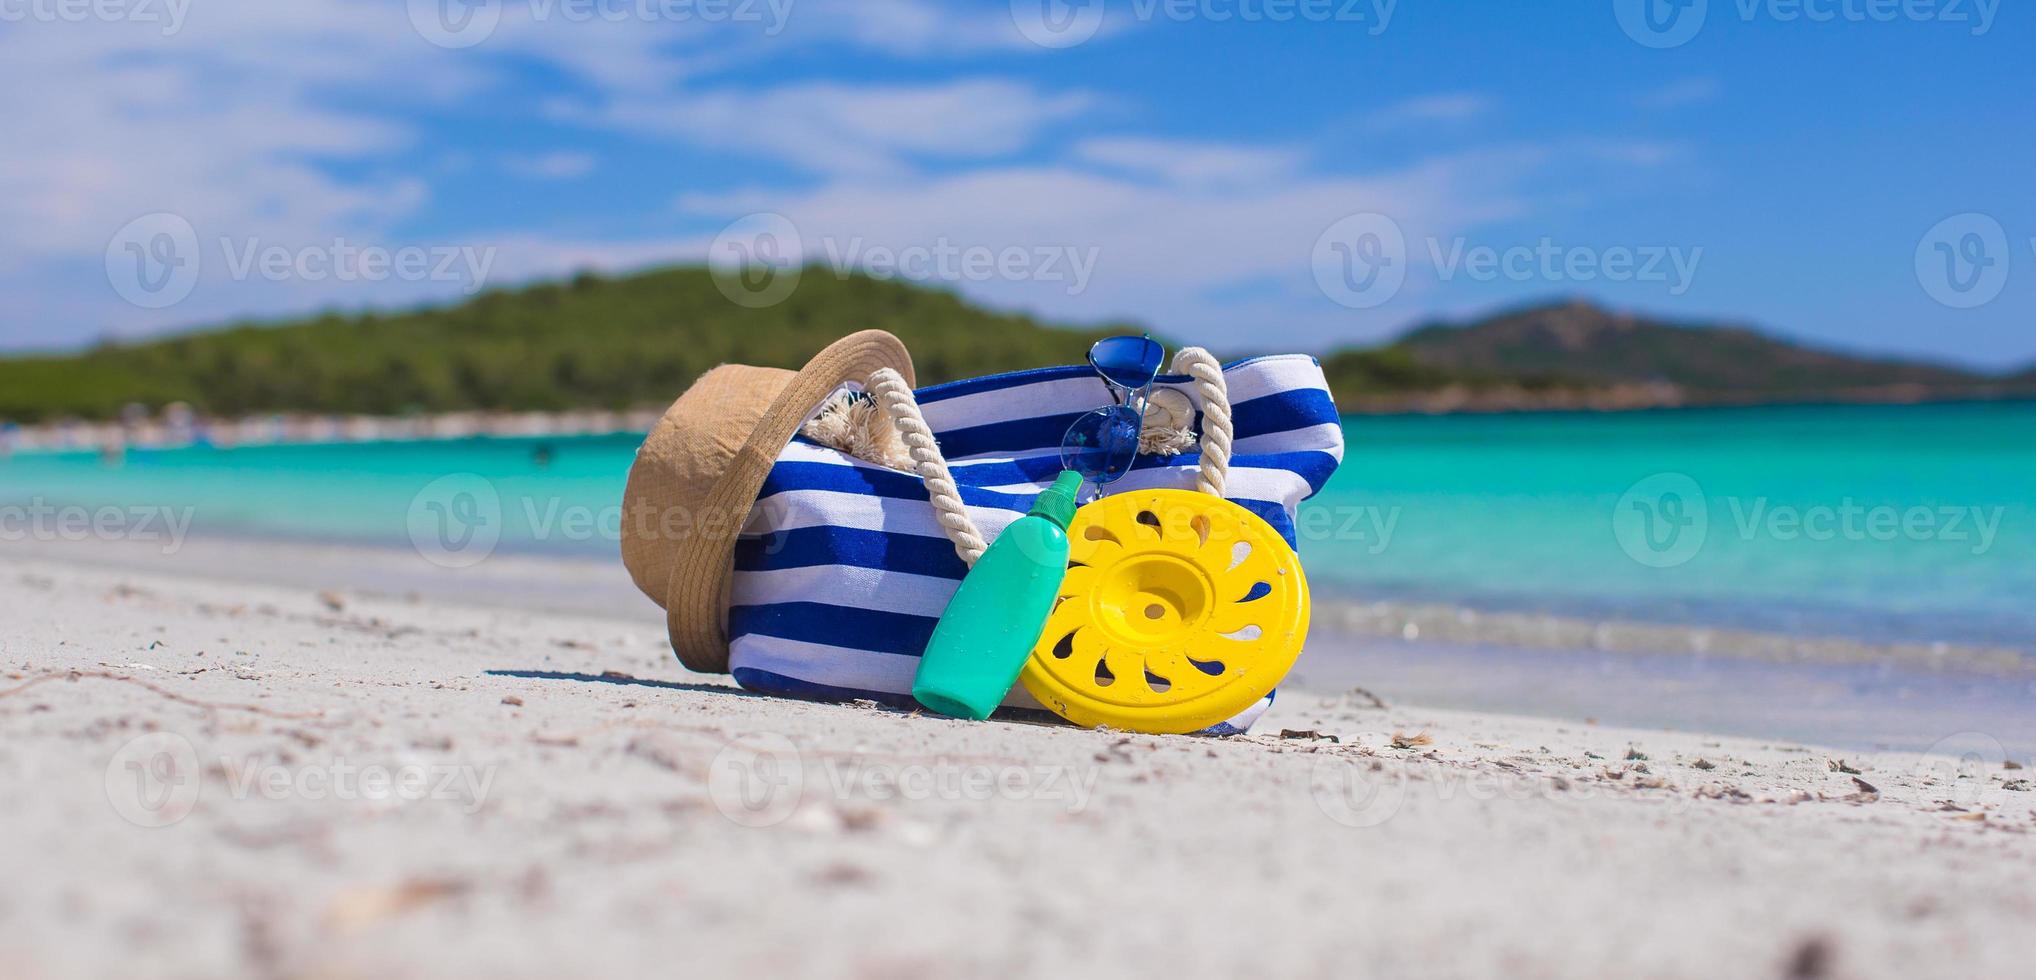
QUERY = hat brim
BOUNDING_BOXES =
[663,330,914,673]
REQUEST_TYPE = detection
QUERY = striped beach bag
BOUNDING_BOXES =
[726,352,1345,734]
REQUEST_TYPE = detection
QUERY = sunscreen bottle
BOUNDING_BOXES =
[911,470,1082,719]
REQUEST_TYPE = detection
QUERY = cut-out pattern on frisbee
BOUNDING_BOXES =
[1020,489,1309,735]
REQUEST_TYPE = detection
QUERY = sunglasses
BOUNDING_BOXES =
[1060,335,1165,486]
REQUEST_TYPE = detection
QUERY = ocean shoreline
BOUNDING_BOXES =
[8,532,2033,761]
[10,394,2036,455]
[1340,386,2036,416]
[9,530,2029,678]
[0,408,665,455]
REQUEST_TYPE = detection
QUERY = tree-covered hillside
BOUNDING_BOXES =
[0,268,1137,422]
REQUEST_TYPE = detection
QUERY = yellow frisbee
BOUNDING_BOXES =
[1021,488,1309,735]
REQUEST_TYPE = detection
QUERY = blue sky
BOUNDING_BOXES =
[3,0,2031,367]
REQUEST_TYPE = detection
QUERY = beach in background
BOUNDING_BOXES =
[7,400,2031,757]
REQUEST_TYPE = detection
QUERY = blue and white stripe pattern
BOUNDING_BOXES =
[727,354,1344,734]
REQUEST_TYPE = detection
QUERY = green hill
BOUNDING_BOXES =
[1,271,2030,422]
[0,268,1137,422]
[1390,299,1997,400]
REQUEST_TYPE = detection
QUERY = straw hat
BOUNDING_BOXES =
[621,330,914,673]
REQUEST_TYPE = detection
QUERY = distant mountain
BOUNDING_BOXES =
[1324,299,2033,412]
[0,272,2029,422]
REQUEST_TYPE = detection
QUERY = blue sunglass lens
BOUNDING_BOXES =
[1089,336,1163,392]
[1061,406,1143,484]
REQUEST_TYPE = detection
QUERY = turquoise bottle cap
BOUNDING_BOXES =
[1029,470,1083,529]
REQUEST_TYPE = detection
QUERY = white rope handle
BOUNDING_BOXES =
[864,351,1234,567]
[869,367,988,566]
[1170,347,1232,498]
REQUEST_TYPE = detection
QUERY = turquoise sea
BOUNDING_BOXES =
[1316,401,2036,650]
[4,401,2033,651]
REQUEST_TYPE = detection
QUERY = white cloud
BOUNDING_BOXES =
[0,0,1070,266]
[501,151,599,180]
[1073,138,1304,188]
[0,0,1102,346]
[674,143,1589,351]
[0,5,434,263]
[593,78,1095,176]
[1574,139,1687,167]
[774,0,1038,54]
[1367,92,1494,128]
[0,0,1688,357]
[1633,77,1722,110]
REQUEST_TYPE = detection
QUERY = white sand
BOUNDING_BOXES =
[2,546,2033,979]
